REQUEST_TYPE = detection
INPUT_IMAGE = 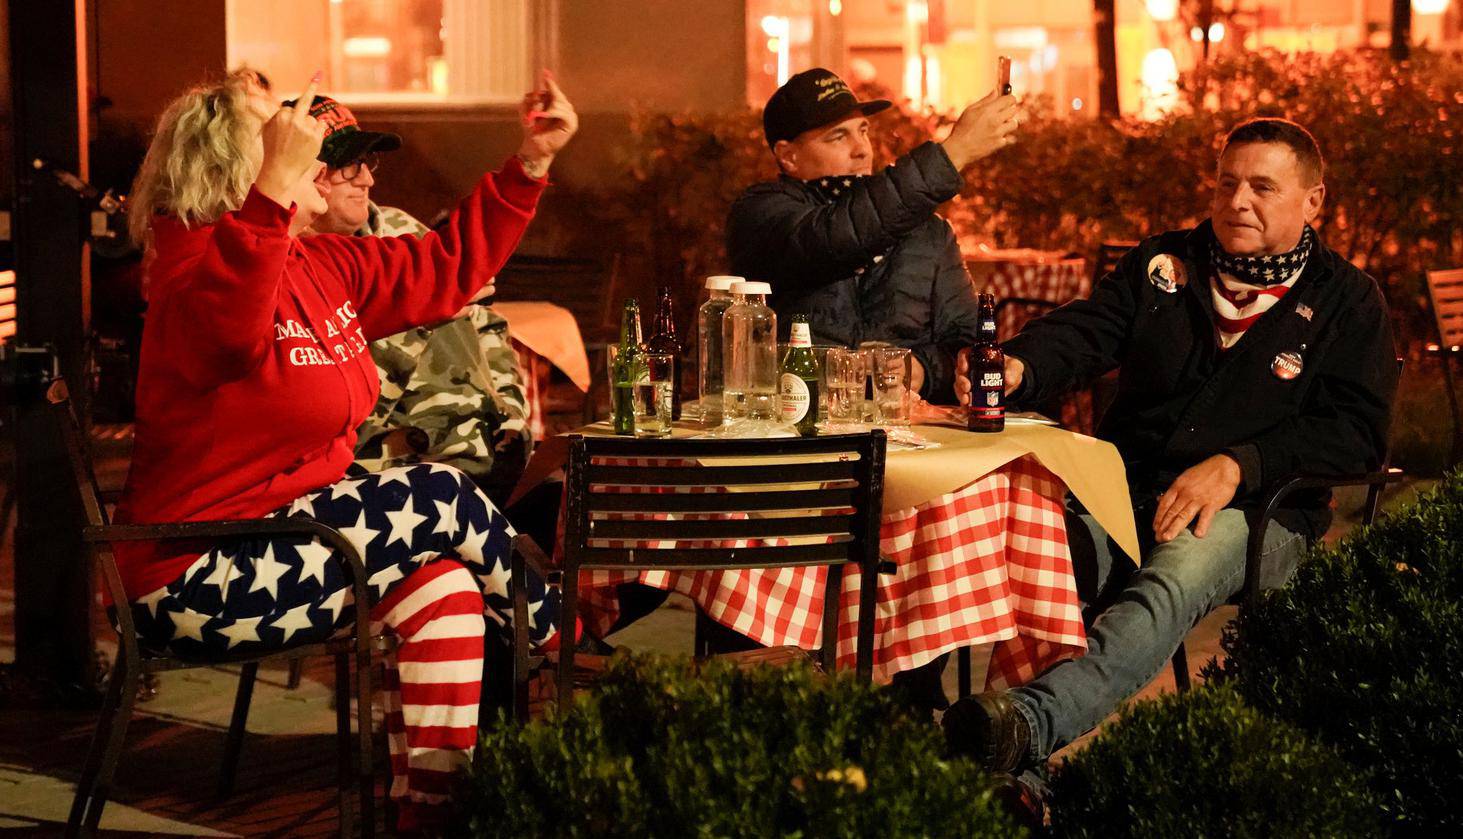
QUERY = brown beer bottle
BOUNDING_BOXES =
[968,292,1005,433]
[645,286,683,420]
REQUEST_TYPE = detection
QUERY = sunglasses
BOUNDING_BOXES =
[329,152,382,182]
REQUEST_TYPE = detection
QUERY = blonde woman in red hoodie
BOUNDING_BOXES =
[117,68,575,832]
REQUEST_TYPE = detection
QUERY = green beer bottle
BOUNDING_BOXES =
[780,315,820,437]
[612,298,645,435]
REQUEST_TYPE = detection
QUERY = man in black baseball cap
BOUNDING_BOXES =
[762,67,891,150]
[728,67,1018,403]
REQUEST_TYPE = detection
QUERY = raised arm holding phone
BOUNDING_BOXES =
[726,67,1020,404]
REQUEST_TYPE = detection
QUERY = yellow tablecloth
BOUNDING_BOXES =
[493,301,592,391]
[513,419,1139,565]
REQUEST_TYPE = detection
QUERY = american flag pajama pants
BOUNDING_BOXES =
[129,463,559,818]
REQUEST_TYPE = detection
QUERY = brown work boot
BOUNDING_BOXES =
[942,691,1033,772]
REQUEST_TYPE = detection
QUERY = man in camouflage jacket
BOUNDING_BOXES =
[299,95,532,504]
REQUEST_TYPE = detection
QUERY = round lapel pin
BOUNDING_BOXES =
[1146,254,1187,294]
[1271,350,1304,380]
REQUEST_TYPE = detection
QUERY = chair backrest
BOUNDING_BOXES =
[0,270,15,344]
[1094,240,1137,284]
[562,431,886,573]
[47,378,110,531]
[1426,268,1463,350]
[491,254,622,345]
[47,378,139,642]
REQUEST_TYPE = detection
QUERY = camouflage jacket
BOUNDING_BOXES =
[351,202,532,504]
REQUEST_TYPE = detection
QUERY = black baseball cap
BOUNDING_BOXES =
[281,95,402,168]
[762,68,891,148]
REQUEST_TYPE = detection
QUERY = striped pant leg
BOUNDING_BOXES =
[369,558,485,816]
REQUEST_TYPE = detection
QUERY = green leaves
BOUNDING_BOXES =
[447,655,1023,838]
[1216,470,1463,834]
[1048,683,1383,839]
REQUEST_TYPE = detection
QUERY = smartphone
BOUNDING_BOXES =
[997,55,1012,96]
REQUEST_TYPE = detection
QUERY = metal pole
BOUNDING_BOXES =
[1391,0,1412,61]
[1093,0,1120,117]
[8,0,95,697]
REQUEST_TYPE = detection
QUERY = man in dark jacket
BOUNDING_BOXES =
[944,119,1399,781]
[726,68,1018,403]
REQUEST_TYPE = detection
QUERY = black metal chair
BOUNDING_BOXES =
[951,466,1406,700]
[1093,240,1137,284]
[1167,466,1405,692]
[532,430,889,710]
[51,379,384,838]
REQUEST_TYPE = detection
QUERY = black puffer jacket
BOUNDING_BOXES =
[1005,222,1399,540]
[725,142,980,403]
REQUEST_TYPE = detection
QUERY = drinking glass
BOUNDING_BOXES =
[825,348,864,423]
[634,352,674,437]
[812,344,835,422]
[869,347,913,425]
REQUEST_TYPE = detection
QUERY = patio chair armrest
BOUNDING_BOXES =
[87,518,374,661]
[87,518,371,599]
[1241,467,1405,610]
[512,533,561,585]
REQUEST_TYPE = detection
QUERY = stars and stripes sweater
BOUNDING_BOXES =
[112,157,546,600]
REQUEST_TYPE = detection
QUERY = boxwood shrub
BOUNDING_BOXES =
[1048,683,1382,839]
[1213,471,1463,835]
[447,654,1022,838]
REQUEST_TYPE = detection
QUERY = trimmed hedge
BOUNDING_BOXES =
[448,655,1022,838]
[1213,471,1463,834]
[1048,683,1382,839]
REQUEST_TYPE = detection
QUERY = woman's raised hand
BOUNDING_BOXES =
[255,71,327,207]
[517,70,578,178]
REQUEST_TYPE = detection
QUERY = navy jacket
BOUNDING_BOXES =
[1004,221,1399,540]
[726,142,981,403]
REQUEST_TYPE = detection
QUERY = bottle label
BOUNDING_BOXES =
[789,322,812,347]
[780,373,811,423]
[979,372,1003,388]
[981,319,996,333]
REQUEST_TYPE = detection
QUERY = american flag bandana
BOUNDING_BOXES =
[1207,225,1313,348]
[1209,225,1314,286]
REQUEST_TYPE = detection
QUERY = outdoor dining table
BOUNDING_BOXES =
[964,247,1090,338]
[518,414,1139,691]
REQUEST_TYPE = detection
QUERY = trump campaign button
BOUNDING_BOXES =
[1271,350,1304,381]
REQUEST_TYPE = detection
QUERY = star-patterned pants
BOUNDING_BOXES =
[130,463,559,821]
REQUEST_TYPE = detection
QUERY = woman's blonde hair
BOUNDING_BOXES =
[128,71,264,246]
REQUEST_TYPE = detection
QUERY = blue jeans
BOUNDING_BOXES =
[1008,507,1305,761]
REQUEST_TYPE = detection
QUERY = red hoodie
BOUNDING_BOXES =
[113,157,546,600]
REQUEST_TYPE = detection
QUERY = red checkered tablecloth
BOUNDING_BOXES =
[512,338,548,441]
[576,454,1086,689]
[966,254,1089,339]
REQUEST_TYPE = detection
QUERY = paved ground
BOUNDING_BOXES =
[0,427,1431,837]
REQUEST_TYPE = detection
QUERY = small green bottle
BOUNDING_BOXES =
[780,314,820,437]
[612,299,645,435]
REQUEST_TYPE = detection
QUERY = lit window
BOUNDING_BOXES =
[227,0,546,106]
